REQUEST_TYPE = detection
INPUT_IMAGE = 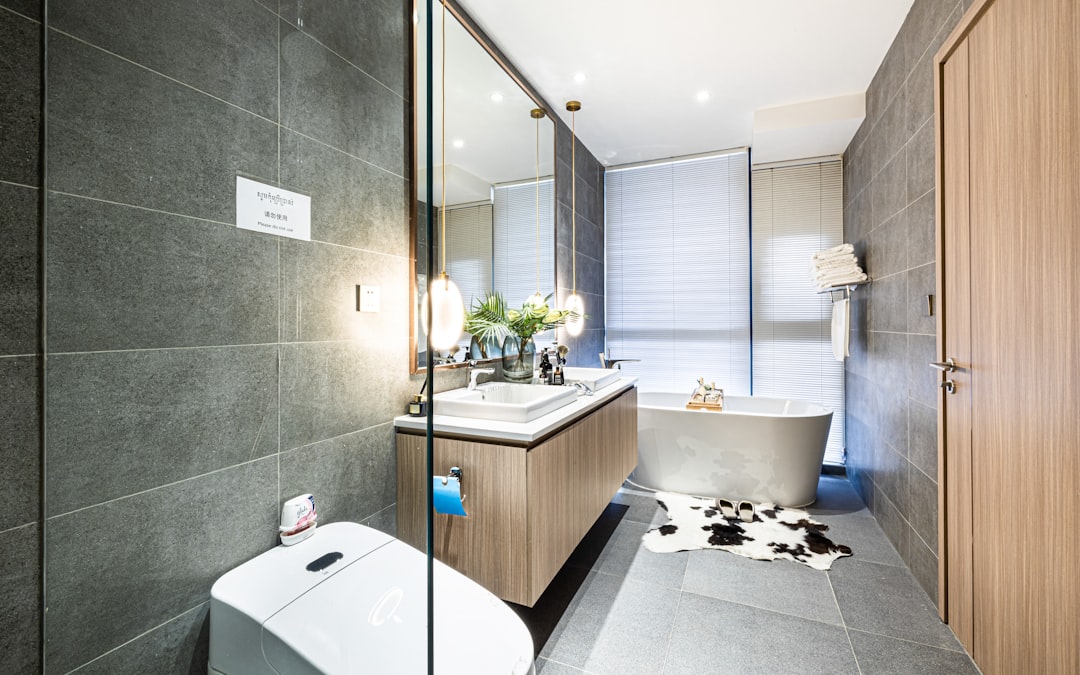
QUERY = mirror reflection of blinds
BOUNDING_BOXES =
[751,160,846,466]
[443,203,493,316]
[493,180,556,344]
[605,151,751,393]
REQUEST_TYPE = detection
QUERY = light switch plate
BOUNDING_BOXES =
[358,285,380,312]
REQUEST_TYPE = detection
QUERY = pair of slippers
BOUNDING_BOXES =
[716,498,755,523]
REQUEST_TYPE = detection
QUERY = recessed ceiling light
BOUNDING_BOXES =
[696,90,710,102]
[573,72,586,83]
[452,139,465,149]
[490,92,503,103]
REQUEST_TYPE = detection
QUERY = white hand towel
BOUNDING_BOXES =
[832,298,850,361]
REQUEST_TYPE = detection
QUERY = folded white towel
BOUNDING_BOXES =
[817,272,868,291]
[813,254,858,270]
[832,299,850,361]
[814,243,854,260]
[815,264,863,282]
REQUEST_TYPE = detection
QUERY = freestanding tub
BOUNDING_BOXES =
[629,392,833,507]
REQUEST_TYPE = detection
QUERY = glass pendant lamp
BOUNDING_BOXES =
[565,100,585,336]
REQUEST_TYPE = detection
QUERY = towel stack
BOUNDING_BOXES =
[811,243,867,291]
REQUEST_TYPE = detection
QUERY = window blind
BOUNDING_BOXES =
[751,160,846,465]
[443,202,493,315]
[606,151,751,393]
[493,179,556,344]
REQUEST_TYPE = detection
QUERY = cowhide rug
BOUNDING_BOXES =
[642,491,853,570]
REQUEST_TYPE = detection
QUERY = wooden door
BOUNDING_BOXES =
[938,0,1080,672]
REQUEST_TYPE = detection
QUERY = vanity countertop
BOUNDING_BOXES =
[394,377,638,445]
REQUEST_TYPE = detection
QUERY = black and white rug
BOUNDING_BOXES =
[642,492,853,570]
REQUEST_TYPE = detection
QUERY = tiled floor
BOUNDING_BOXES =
[528,476,980,675]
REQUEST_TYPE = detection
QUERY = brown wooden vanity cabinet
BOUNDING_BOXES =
[396,386,637,606]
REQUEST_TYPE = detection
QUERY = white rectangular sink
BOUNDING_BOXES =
[561,367,620,391]
[433,383,578,423]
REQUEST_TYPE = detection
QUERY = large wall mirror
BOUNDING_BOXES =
[412,1,556,371]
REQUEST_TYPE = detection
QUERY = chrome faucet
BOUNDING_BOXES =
[573,381,594,396]
[599,352,641,370]
[468,365,495,390]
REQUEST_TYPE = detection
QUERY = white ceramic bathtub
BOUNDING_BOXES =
[629,392,833,507]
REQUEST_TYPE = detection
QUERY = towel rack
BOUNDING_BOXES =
[817,278,871,302]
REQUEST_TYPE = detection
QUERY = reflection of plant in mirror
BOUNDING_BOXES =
[465,292,574,341]
[465,293,578,380]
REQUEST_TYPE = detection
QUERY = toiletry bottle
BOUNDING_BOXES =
[539,349,553,384]
[552,354,565,385]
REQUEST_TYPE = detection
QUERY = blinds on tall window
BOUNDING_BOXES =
[751,160,846,465]
[605,151,751,394]
[443,202,493,315]
[493,179,556,343]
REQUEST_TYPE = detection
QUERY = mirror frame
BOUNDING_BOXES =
[409,0,558,374]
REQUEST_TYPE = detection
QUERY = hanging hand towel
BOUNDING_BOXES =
[832,298,850,361]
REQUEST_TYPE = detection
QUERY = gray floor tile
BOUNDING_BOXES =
[539,571,679,675]
[806,475,870,518]
[613,487,667,526]
[683,548,843,626]
[592,519,687,590]
[830,559,961,651]
[535,658,589,674]
[849,629,980,674]
[664,592,859,675]
[813,512,905,567]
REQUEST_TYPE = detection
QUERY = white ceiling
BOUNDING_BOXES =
[455,0,914,167]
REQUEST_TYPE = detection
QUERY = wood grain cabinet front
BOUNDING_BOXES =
[396,386,637,606]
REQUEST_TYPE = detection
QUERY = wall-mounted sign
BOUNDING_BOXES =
[236,176,311,241]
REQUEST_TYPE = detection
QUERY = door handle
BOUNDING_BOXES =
[941,380,956,394]
[929,358,957,372]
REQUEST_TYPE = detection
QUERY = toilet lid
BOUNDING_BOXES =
[262,538,533,674]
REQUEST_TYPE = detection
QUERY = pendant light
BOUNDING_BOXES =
[564,101,585,336]
[527,107,547,308]
[421,0,465,350]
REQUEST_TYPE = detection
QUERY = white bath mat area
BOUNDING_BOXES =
[642,492,853,570]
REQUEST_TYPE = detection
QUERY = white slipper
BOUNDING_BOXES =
[715,498,738,520]
[738,500,755,523]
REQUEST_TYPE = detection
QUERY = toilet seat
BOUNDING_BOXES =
[210,522,533,674]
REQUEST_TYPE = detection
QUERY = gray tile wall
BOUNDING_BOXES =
[0,2,42,673]
[842,0,969,605]
[0,0,423,672]
[555,119,606,367]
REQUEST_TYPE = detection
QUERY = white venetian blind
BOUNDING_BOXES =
[443,202,492,314]
[751,160,846,465]
[606,151,751,393]
[493,179,556,343]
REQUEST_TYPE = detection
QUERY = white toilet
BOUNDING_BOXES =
[209,522,534,674]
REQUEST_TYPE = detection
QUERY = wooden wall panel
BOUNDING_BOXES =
[938,38,975,652]
[937,0,1080,671]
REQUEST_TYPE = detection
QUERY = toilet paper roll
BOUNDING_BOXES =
[432,476,467,516]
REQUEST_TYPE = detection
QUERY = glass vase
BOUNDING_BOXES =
[501,335,536,383]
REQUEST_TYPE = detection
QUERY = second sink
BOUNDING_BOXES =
[434,383,578,423]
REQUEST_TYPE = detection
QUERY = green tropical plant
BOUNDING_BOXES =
[464,293,578,376]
